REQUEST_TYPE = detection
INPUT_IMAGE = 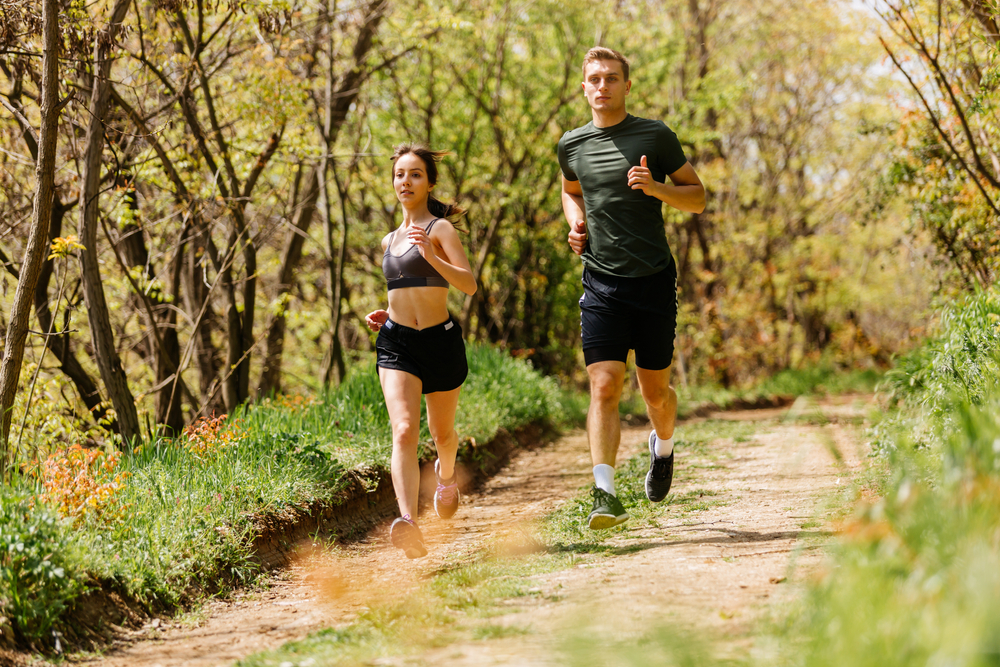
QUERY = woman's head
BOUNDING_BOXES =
[391,144,465,219]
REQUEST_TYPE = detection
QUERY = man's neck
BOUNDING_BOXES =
[591,107,628,128]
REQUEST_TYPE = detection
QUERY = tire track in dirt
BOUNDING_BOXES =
[79,396,869,667]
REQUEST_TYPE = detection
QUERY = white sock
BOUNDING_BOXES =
[593,464,616,495]
[654,434,674,457]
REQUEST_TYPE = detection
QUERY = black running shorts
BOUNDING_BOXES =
[375,316,468,394]
[579,265,678,370]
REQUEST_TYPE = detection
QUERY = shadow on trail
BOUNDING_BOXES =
[550,526,833,557]
[663,527,832,548]
[551,541,669,556]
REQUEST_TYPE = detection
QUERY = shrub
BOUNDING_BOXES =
[0,494,84,648]
[38,445,129,524]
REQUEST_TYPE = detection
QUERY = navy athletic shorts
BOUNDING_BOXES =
[579,265,678,371]
[375,316,468,394]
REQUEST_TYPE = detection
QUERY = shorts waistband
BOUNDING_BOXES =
[383,316,457,335]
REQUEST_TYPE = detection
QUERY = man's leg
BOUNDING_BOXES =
[585,359,630,529]
[587,359,627,468]
[636,365,678,502]
[636,365,677,441]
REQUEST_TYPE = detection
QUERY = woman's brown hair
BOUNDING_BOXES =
[390,143,466,219]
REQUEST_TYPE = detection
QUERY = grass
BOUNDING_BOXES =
[758,288,1000,667]
[1,343,562,649]
[674,361,881,418]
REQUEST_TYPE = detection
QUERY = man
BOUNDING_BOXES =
[557,47,705,529]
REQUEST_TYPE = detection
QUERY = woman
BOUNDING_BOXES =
[365,144,477,559]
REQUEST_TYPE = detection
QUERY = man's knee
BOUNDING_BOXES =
[589,367,625,404]
[641,383,675,411]
[637,368,675,409]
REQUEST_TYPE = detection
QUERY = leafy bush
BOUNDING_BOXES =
[0,494,84,647]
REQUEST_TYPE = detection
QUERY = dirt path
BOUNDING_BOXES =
[80,396,869,667]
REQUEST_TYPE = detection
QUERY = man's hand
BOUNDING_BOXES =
[627,155,658,196]
[568,219,587,255]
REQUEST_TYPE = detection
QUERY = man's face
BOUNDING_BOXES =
[582,59,630,114]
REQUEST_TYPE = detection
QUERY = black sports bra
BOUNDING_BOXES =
[382,219,449,290]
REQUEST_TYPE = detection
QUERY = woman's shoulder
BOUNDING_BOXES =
[428,217,456,234]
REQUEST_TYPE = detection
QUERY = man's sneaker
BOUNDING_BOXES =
[434,459,460,520]
[645,430,674,502]
[587,486,629,530]
[390,515,427,559]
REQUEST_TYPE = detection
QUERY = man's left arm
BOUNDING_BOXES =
[627,156,706,214]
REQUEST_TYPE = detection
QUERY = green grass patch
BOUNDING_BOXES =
[674,360,881,418]
[2,344,562,650]
[543,419,749,553]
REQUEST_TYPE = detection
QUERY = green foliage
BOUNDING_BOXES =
[12,344,561,649]
[776,286,1000,667]
[0,493,85,647]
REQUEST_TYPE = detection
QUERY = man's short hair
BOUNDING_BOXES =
[582,47,630,82]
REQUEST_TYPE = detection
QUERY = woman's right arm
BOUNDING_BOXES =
[366,309,389,331]
[366,233,393,331]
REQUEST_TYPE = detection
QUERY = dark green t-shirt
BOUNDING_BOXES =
[558,114,688,277]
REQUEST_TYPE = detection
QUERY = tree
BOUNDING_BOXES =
[78,0,139,446]
[0,0,63,461]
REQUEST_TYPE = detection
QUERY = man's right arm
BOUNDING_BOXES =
[562,176,587,256]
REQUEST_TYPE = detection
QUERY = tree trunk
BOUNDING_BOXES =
[321,165,349,386]
[460,204,507,333]
[0,0,62,459]
[183,220,225,415]
[258,167,320,397]
[155,224,188,434]
[78,0,140,446]
[34,199,118,431]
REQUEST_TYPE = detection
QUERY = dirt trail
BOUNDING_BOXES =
[80,396,869,667]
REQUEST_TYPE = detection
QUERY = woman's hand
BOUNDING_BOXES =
[365,309,389,331]
[406,225,439,262]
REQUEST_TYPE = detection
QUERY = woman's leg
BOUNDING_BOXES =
[425,387,462,479]
[379,368,423,519]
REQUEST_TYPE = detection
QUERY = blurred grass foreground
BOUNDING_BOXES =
[778,287,1000,667]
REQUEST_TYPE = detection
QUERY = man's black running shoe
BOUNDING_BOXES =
[587,486,629,530]
[645,430,674,502]
[390,516,428,559]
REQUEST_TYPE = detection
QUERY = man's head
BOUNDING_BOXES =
[581,47,631,116]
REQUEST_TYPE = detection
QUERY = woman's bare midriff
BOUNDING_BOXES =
[387,285,450,329]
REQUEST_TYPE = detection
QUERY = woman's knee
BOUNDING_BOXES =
[392,419,420,446]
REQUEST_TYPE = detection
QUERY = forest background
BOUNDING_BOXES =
[0,0,996,455]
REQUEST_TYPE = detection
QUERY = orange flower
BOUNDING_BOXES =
[37,444,129,524]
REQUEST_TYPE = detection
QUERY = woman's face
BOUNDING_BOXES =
[393,152,434,206]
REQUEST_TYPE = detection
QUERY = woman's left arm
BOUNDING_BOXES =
[407,221,478,295]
